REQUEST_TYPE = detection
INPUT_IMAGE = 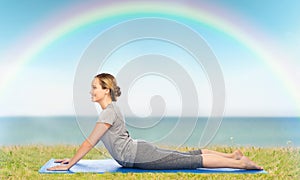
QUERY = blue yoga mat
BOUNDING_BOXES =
[39,159,267,174]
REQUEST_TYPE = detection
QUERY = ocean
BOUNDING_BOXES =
[0,116,299,147]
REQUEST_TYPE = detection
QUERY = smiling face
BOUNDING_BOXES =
[90,78,110,103]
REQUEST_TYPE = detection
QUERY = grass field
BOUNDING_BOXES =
[0,145,299,179]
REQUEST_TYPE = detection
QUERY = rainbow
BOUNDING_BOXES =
[1,1,299,112]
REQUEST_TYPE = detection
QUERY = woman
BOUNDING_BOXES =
[48,73,263,171]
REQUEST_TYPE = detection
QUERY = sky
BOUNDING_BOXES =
[0,0,299,117]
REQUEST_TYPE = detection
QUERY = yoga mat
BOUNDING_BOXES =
[39,159,267,174]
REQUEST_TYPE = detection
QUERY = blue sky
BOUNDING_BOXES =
[0,0,299,116]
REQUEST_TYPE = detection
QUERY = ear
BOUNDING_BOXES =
[105,88,110,94]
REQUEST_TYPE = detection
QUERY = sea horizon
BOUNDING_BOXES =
[0,116,299,147]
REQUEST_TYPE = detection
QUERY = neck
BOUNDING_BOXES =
[99,98,112,109]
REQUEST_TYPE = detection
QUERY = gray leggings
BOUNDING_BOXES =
[131,141,203,170]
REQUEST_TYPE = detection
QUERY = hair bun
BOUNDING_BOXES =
[114,86,121,97]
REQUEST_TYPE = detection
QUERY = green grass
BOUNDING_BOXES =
[0,145,299,179]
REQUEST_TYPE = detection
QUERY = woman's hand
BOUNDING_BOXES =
[47,164,70,171]
[47,158,71,171]
[54,158,70,164]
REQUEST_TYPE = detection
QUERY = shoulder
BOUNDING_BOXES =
[98,103,117,124]
[101,105,115,116]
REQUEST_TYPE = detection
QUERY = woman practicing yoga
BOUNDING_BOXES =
[48,73,263,171]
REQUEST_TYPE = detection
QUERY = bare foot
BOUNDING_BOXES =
[241,156,263,170]
[233,150,243,160]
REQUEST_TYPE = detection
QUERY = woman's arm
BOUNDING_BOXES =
[47,122,111,171]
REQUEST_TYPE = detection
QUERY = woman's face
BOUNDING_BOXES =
[90,78,109,103]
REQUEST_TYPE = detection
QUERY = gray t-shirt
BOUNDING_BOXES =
[97,102,137,167]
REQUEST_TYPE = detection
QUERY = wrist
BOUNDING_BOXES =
[65,164,72,170]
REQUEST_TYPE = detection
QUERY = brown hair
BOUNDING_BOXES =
[95,73,121,101]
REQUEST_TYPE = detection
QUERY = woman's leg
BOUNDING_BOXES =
[202,154,263,169]
[201,149,243,160]
[133,141,262,170]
